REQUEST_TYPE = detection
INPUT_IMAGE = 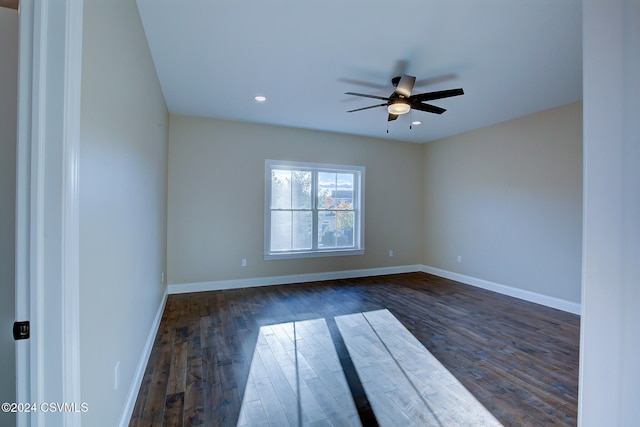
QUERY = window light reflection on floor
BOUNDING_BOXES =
[238,310,502,426]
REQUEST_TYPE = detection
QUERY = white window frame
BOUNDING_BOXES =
[264,159,365,259]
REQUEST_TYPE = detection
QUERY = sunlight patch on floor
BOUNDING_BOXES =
[335,309,502,427]
[239,310,502,426]
[237,318,361,426]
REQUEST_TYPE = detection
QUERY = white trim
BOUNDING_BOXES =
[15,1,84,426]
[118,289,169,427]
[419,265,581,315]
[31,1,49,420]
[15,0,34,425]
[169,265,421,294]
[60,1,84,426]
[264,248,365,260]
[168,264,581,314]
[264,159,365,259]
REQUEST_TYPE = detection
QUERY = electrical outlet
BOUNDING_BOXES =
[241,259,247,267]
[115,361,120,390]
[457,255,462,263]
[389,250,394,257]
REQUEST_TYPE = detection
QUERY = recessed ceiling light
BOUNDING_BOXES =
[411,120,422,126]
[254,95,267,102]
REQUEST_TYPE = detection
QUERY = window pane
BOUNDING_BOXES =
[336,173,354,209]
[318,210,354,248]
[292,211,312,250]
[336,211,355,246]
[270,210,292,251]
[291,171,312,209]
[271,169,291,209]
[270,210,312,252]
[317,172,336,209]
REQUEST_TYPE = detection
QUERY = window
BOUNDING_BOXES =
[265,160,365,259]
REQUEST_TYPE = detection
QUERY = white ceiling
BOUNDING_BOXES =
[136,0,582,144]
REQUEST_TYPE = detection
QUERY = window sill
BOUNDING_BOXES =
[264,248,365,260]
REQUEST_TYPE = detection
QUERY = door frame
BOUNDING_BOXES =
[15,1,83,426]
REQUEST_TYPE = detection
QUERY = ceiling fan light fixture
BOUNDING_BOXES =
[387,101,411,115]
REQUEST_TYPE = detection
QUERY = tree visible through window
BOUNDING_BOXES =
[265,160,365,259]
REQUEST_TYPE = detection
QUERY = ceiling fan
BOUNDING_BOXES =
[345,74,464,122]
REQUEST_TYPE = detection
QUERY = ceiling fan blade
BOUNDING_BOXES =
[347,103,388,113]
[345,92,391,101]
[338,78,388,90]
[411,102,446,114]
[414,73,458,88]
[390,60,409,79]
[395,74,416,98]
[388,113,399,122]
[412,88,464,102]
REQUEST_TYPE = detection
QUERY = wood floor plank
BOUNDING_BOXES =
[184,323,205,425]
[130,272,580,426]
[166,336,187,396]
[163,392,184,427]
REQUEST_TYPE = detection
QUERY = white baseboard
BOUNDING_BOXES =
[419,265,581,315]
[118,287,169,427]
[169,264,580,315]
[168,265,423,294]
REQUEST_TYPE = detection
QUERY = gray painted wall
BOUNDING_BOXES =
[423,102,583,303]
[79,0,168,424]
[168,116,424,284]
[167,103,583,309]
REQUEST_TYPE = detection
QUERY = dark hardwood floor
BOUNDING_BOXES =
[129,272,580,426]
